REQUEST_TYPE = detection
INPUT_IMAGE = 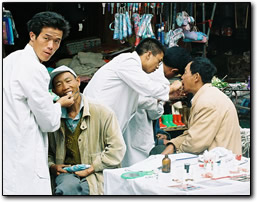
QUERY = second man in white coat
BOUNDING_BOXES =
[122,46,192,167]
[83,38,182,134]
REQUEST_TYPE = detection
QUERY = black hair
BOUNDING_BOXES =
[163,46,192,75]
[27,11,70,39]
[190,57,217,84]
[135,38,165,56]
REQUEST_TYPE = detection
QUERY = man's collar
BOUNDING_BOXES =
[25,44,41,63]
[61,93,85,119]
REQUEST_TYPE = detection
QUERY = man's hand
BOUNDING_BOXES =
[161,143,175,155]
[50,164,70,176]
[57,94,74,107]
[169,88,187,100]
[163,139,170,145]
[157,134,170,145]
[156,133,168,140]
[75,165,95,178]
[169,80,182,93]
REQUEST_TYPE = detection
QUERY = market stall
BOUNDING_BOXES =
[2,2,251,196]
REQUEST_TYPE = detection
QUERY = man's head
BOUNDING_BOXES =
[182,57,217,94]
[163,46,192,79]
[135,38,165,73]
[27,11,70,62]
[50,66,80,100]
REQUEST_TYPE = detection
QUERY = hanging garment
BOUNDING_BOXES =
[132,13,141,46]
[138,14,155,39]
[3,16,14,45]
[176,11,208,43]
[165,28,185,47]
[3,9,19,45]
[110,11,132,42]
[183,30,208,43]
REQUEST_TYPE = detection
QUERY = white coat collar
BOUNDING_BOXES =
[132,51,142,66]
[25,44,41,63]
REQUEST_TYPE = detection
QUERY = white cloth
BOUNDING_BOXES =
[83,51,169,133]
[3,44,62,195]
[104,153,250,195]
[122,64,170,167]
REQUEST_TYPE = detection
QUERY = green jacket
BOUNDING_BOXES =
[48,96,126,195]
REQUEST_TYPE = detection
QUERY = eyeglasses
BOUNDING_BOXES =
[158,60,163,67]
[154,55,163,67]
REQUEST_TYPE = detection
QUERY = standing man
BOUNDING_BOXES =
[122,47,192,167]
[48,66,126,195]
[3,11,73,195]
[83,38,182,134]
[162,57,242,155]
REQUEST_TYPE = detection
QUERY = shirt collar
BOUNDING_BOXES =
[132,51,142,66]
[25,44,41,63]
[191,83,212,106]
[81,95,90,118]
[61,93,84,119]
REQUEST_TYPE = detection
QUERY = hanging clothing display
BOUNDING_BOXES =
[3,8,19,45]
[106,3,209,47]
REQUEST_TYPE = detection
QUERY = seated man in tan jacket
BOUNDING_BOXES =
[162,57,242,155]
[48,66,126,195]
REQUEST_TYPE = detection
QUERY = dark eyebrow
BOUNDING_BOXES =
[45,33,62,41]
[54,76,72,84]
[64,77,72,81]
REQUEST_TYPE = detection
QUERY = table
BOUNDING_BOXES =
[103,153,250,195]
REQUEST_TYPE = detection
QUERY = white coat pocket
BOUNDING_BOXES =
[35,151,50,179]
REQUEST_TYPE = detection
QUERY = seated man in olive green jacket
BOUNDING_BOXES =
[48,65,126,195]
[162,57,242,156]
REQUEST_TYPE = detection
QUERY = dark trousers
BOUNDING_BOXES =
[55,173,90,195]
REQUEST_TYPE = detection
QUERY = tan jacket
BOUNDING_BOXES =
[170,84,242,155]
[48,96,126,195]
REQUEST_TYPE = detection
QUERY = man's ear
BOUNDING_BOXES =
[29,31,36,42]
[194,72,201,82]
[76,76,81,87]
[146,51,152,60]
[170,68,179,74]
[165,67,179,79]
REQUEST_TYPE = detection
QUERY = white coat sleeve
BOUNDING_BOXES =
[138,96,164,120]
[20,62,61,132]
[116,57,169,101]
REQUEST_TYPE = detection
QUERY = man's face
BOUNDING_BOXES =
[181,62,194,93]
[142,52,164,73]
[52,72,80,100]
[30,27,63,62]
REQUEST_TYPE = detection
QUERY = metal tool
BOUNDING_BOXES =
[72,90,79,97]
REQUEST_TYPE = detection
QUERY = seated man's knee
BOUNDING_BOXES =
[55,173,82,195]
[149,145,166,156]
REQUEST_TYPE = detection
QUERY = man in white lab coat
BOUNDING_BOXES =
[83,38,182,134]
[122,47,192,167]
[3,11,74,195]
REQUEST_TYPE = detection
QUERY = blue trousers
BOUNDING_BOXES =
[55,173,90,195]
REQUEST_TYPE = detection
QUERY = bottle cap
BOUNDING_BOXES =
[184,163,190,173]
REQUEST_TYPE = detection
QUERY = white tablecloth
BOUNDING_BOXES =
[103,153,250,195]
